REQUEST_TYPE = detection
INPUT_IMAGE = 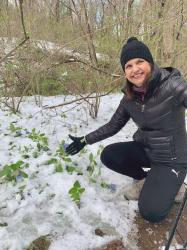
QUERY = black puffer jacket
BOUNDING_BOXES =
[85,65,187,167]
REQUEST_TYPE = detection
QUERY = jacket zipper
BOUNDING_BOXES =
[170,136,177,160]
[141,104,145,112]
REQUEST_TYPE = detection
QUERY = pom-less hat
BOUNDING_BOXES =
[120,37,154,70]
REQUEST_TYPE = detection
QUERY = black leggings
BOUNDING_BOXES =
[100,141,187,222]
[100,141,150,180]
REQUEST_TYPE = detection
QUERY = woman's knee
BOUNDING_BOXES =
[138,200,169,223]
[100,144,114,165]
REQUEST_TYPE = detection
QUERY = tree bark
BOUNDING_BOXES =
[125,0,134,41]
[81,0,98,67]
[55,0,60,22]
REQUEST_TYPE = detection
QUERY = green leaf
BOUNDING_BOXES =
[68,187,75,194]
[55,164,63,173]
[64,158,72,162]
[68,180,85,205]
[101,181,109,188]
[0,223,8,227]
[89,153,93,162]
[47,158,58,164]
[22,154,29,159]
[19,170,28,178]
[10,160,23,170]
[66,165,76,173]
[0,166,10,177]
[79,188,85,194]
[32,151,39,158]
[74,180,81,189]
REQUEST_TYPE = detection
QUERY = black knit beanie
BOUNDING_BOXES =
[120,37,154,70]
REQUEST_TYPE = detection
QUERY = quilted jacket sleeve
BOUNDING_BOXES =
[172,77,187,107]
[85,96,130,144]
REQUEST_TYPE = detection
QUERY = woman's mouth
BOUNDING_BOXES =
[132,72,144,79]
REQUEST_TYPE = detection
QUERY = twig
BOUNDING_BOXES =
[44,77,122,109]
[51,58,120,77]
[76,59,121,77]
[0,36,29,65]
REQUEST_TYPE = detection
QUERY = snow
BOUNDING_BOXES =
[0,94,138,250]
[0,93,186,250]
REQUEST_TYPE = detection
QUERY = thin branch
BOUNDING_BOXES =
[0,36,29,65]
[44,76,123,109]
[52,57,120,77]
[76,59,120,77]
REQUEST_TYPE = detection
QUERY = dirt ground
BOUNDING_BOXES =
[135,203,187,250]
[98,203,187,250]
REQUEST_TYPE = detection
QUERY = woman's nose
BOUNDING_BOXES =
[132,64,139,72]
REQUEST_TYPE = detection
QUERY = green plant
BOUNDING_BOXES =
[47,157,64,173]
[9,122,23,136]
[68,180,85,206]
[56,141,72,162]
[47,158,58,164]
[87,152,97,176]
[32,150,40,158]
[87,146,104,182]
[55,162,64,173]
[66,165,76,174]
[28,128,49,151]
[65,165,83,175]
[100,181,109,188]
[19,145,34,159]
[0,160,29,182]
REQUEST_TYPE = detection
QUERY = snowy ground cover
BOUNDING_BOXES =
[0,94,139,250]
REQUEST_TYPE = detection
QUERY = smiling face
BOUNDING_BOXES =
[124,58,152,87]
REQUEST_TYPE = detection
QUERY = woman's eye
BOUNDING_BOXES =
[125,65,131,69]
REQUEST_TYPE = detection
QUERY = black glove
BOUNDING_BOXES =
[65,134,87,155]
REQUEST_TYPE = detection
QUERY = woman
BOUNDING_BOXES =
[65,37,187,223]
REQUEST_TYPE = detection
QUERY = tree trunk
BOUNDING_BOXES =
[81,0,98,67]
[125,0,134,41]
[156,0,166,64]
[55,0,60,22]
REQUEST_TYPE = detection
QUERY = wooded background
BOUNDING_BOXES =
[0,0,186,115]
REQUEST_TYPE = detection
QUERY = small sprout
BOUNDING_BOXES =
[0,222,8,227]
[68,180,85,206]
[100,181,109,188]
[22,155,30,159]
[56,141,73,164]
[55,163,63,173]
[66,165,76,174]
[9,123,22,134]
[0,160,29,182]
[47,158,58,165]
[61,113,67,119]
[47,158,64,173]
[87,152,98,177]
[32,151,39,158]
[28,128,49,151]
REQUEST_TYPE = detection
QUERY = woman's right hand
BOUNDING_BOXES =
[65,134,87,155]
